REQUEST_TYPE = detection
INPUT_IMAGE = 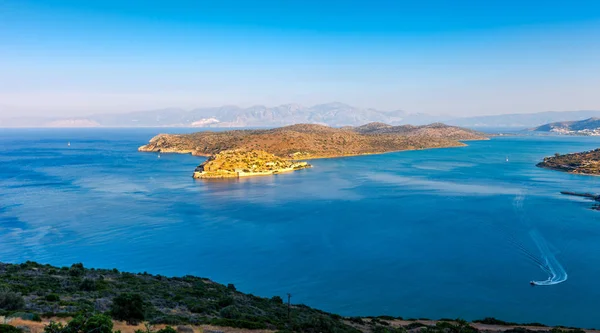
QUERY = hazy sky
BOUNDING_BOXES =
[1,0,600,117]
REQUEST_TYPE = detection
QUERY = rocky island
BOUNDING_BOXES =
[193,150,311,179]
[139,122,487,178]
[537,148,600,175]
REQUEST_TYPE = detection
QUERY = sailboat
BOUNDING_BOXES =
[68,142,71,147]
[505,156,509,162]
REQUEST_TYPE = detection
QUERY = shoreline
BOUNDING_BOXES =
[536,164,600,177]
[139,139,488,162]
[193,164,313,179]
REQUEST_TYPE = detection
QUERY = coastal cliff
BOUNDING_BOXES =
[138,122,488,159]
[537,149,600,175]
[193,150,311,179]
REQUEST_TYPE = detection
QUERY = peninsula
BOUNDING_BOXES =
[537,149,600,175]
[139,122,487,177]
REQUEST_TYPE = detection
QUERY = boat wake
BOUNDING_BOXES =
[509,193,567,286]
[529,229,568,286]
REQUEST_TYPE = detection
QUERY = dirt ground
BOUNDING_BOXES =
[1,317,276,333]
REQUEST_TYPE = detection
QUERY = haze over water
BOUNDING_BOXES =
[1,129,600,327]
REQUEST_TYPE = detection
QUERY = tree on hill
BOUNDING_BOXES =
[0,290,25,311]
[110,293,147,325]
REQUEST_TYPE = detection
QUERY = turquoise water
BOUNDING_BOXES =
[1,129,600,327]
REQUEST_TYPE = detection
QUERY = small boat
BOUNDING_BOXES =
[68,142,71,147]
[530,281,536,286]
[157,153,161,159]
[506,156,509,162]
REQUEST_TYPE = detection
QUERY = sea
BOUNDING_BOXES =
[1,128,600,327]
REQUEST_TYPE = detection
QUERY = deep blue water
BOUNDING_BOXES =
[1,129,600,327]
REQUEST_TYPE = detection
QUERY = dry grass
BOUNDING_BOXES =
[139,123,488,160]
[2,318,276,333]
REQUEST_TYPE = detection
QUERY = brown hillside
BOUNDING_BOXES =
[537,148,600,175]
[139,122,488,159]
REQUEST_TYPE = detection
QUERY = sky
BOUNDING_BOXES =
[1,0,600,118]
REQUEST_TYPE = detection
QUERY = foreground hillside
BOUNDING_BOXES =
[0,261,354,332]
[537,149,600,175]
[532,118,600,136]
[0,262,593,333]
[138,123,487,160]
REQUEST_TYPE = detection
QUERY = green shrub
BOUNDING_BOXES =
[149,316,185,325]
[0,324,22,333]
[0,291,25,310]
[79,279,96,291]
[405,322,426,329]
[474,318,516,326]
[210,318,267,330]
[348,317,365,325]
[43,321,64,333]
[219,305,241,319]
[271,296,283,304]
[503,328,535,333]
[217,296,234,308]
[44,314,113,333]
[69,263,85,277]
[110,293,147,325]
[8,312,41,322]
[45,294,60,302]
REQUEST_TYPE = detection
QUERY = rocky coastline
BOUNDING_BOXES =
[537,149,600,175]
[561,191,600,211]
[192,150,311,179]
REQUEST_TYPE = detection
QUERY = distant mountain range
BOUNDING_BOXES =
[532,117,600,136]
[2,102,600,129]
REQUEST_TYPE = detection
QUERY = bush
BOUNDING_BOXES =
[405,322,426,329]
[348,317,365,325]
[8,312,41,322]
[44,314,114,333]
[0,324,22,333]
[149,316,185,325]
[226,284,236,291]
[69,263,85,277]
[271,296,283,304]
[504,328,535,333]
[45,294,60,302]
[474,318,516,326]
[210,318,267,330]
[217,296,234,308]
[79,279,97,291]
[0,291,25,311]
[219,305,241,319]
[110,293,146,325]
